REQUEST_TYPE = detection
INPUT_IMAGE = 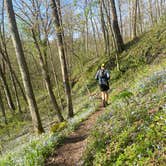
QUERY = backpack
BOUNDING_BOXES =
[99,69,108,85]
[99,69,107,79]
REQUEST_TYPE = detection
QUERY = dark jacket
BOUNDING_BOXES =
[95,69,110,86]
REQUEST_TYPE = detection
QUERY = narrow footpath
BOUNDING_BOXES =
[45,107,104,166]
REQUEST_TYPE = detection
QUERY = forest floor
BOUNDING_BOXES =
[45,106,104,166]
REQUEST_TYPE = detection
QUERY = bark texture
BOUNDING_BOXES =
[110,0,124,53]
[51,0,74,118]
[5,0,44,133]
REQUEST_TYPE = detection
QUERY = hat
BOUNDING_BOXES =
[101,63,105,67]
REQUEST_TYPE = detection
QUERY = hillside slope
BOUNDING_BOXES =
[82,18,166,165]
[44,17,166,166]
[0,17,165,166]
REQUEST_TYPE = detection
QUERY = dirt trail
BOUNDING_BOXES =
[45,108,104,166]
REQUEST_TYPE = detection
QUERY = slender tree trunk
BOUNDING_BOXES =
[156,0,161,20]
[9,70,22,113]
[103,1,120,70]
[51,62,65,111]
[48,41,65,112]
[118,0,123,37]
[13,71,28,105]
[148,0,154,25]
[102,0,114,49]
[56,0,69,69]
[138,0,143,34]
[99,0,110,56]
[51,0,74,118]
[0,40,22,113]
[93,18,100,42]
[5,0,44,133]
[160,0,166,15]
[2,50,22,113]
[31,29,64,122]
[0,90,7,124]
[0,65,15,112]
[132,0,138,39]
[109,0,124,53]
[90,9,99,57]
[84,0,89,54]
[128,0,132,39]
[0,47,28,105]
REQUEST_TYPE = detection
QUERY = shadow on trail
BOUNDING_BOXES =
[61,135,88,145]
[45,108,104,166]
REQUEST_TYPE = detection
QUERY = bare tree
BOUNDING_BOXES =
[0,63,15,112]
[31,29,64,122]
[118,0,123,36]
[5,0,44,133]
[99,0,110,56]
[109,0,124,53]
[148,0,154,25]
[132,0,138,39]
[0,5,22,113]
[50,0,74,118]
[138,0,143,34]
[0,89,7,124]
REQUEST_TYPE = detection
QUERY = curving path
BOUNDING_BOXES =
[45,108,104,166]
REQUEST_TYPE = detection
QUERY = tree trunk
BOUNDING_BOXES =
[13,71,28,105]
[148,0,154,25]
[99,0,109,56]
[128,0,132,39]
[109,0,124,53]
[0,47,28,105]
[31,29,64,122]
[156,0,161,20]
[93,18,100,42]
[5,0,44,133]
[118,0,123,37]
[0,65,15,112]
[56,0,69,70]
[90,8,99,57]
[132,0,138,39]
[85,0,89,54]
[0,90,7,124]
[48,41,65,112]
[138,0,143,34]
[0,42,22,113]
[103,1,120,70]
[51,0,74,118]
[102,0,114,50]
[9,70,22,113]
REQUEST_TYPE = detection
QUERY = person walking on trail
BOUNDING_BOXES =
[95,63,110,107]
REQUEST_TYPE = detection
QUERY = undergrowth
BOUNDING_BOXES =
[0,96,97,166]
[82,61,166,165]
[0,14,165,166]
[82,18,166,165]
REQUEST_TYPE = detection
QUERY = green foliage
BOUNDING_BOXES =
[82,64,166,165]
[120,17,166,73]
[112,90,134,102]
[111,69,122,81]
[82,19,166,165]
[50,121,67,133]
[1,13,166,166]
[0,95,97,165]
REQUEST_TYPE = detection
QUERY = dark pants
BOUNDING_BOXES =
[99,84,109,92]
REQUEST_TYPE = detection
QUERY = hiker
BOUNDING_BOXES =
[95,63,110,107]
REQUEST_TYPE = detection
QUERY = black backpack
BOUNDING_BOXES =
[99,69,106,79]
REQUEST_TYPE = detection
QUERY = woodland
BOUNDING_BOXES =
[0,0,166,165]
